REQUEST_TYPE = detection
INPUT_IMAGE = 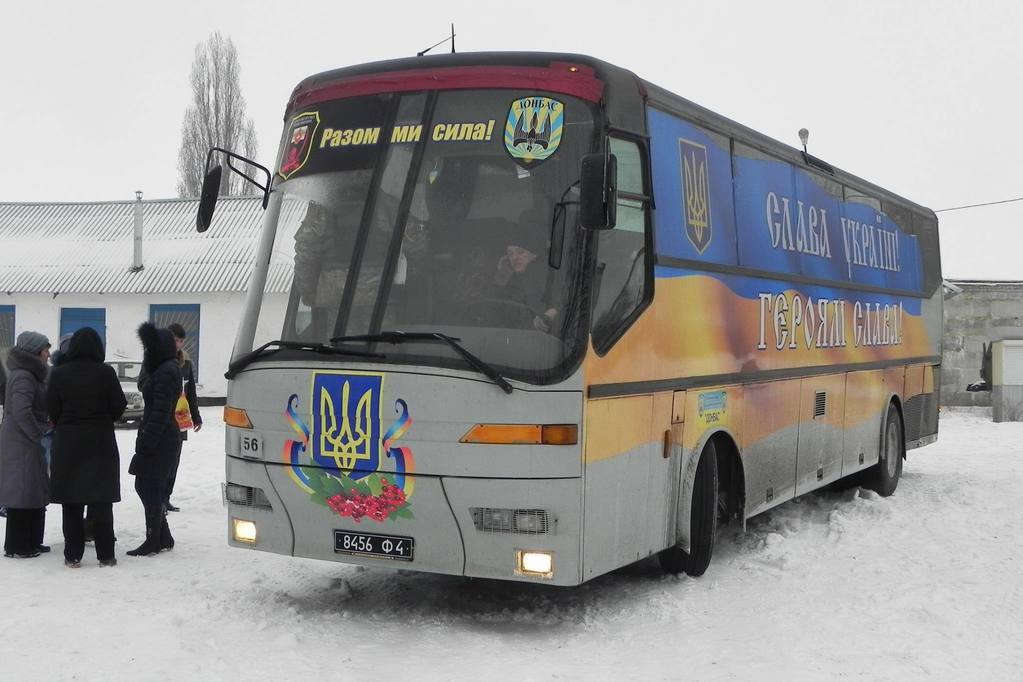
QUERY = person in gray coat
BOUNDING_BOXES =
[0,331,51,558]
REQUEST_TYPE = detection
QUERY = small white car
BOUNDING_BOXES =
[107,361,145,426]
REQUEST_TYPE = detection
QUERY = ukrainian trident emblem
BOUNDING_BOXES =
[283,371,416,523]
[680,138,712,254]
[312,372,381,476]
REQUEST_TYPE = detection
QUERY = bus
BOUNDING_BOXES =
[199,52,942,586]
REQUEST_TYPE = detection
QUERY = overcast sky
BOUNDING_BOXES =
[1,0,1019,279]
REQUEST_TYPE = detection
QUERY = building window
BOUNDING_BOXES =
[60,308,107,347]
[150,304,201,380]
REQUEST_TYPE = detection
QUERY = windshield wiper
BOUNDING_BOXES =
[330,331,514,394]
[225,340,384,380]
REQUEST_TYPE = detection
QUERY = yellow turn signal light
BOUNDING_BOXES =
[224,405,253,429]
[460,423,577,445]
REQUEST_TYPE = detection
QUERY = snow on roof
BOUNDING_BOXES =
[0,196,294,294]
[945,279,1023,286]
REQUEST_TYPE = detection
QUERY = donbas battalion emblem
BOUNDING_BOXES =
[504,96,564,167]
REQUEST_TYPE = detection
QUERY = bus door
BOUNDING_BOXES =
[582,391,676,580]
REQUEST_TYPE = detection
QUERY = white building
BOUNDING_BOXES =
[0,195,288,398]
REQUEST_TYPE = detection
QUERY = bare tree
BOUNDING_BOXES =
[176,33,258,197]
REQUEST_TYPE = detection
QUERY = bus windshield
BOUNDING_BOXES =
[255,88,598,383]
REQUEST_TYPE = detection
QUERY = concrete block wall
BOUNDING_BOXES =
[942,281,1023,407]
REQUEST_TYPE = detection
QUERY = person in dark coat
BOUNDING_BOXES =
[164,323,202,512]
[127,322,181,556]
[49,333,101,543]
[48,333,73,369]
[0,355,7,408]
[46,327,127,567]
[0,331,51,558]
[0,353,6,519]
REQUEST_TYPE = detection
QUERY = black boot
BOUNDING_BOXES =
[160,512,174,552]
[126,509,162,557]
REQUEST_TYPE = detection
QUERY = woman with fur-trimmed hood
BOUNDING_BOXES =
[0,331,51,558]
[126,323,181,557]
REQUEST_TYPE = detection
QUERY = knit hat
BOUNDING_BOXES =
[15,331,51,354]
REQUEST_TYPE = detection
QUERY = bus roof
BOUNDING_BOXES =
[289,51,934,219]
[641,80,936,219]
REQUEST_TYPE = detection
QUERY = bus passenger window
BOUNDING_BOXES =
[591,139,650,353]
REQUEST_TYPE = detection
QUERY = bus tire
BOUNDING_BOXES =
[659,440,718,577]
[866,403,903,497]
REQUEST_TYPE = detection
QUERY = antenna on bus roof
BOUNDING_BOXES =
[417,24,457,57]
[797,127,835,174]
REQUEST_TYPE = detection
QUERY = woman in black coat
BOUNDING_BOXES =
[127,323,181,556]
[46,327,127,567]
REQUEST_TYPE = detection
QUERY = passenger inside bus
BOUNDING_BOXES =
[291,172,398,339]
[489,204,558,332]
[417,157,558,333]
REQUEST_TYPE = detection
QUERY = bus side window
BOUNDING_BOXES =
[591,138,651,354]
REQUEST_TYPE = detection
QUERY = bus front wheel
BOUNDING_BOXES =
[866,403,904,497]
[659,440,718,577]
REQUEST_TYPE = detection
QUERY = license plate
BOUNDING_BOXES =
[334,530,414,561]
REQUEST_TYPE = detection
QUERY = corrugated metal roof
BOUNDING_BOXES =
[0,197,294,294]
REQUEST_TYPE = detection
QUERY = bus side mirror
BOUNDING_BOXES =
[196,165,223,233]
[580,152,617,230]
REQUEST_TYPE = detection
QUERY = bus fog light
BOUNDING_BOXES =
[516,550,554,578]
[232,518,257,544]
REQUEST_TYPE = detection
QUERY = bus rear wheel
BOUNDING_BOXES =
[659,440,718,577]
[866,403,903,497]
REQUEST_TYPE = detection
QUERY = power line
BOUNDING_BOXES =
[935,196,1023,213]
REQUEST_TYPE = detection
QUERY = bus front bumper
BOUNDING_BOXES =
[226,455,585,586]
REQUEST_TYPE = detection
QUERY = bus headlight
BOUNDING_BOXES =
[225,483,273,509]
[471,508,550,534]
[516,550,554,578]
[232,518,257,544]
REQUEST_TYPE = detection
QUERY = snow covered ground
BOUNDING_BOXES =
[1,409,1020,681]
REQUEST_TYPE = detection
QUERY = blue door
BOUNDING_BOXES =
[150,304,201,380]
[60,308,106,347]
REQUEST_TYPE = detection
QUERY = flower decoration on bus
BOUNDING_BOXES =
[680,138,712,254]
[282,371,416,523]
[278,111,320,180]
[504,96,563,167]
